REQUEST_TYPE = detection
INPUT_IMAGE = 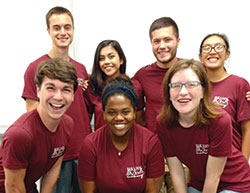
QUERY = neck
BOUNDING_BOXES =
[178,114,195,128]
[48,47,70,61]
[157,57,177,69]
[110,129,131,152]
[206,67,230,82]
[37,106,60,133]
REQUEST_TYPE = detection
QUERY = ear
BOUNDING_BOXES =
[225,50,230,60]
[120,59,124,65]
[177,38,181,47]
[36,85,40,99]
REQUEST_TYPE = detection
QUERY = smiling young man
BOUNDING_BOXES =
[22,6,91,193]
[0,58,77,193]
[132,17,187,193]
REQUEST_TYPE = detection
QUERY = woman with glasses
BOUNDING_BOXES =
[157,59,250,193]
[199,33,250,161]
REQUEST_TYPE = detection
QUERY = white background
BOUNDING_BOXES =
[1,0,249,127]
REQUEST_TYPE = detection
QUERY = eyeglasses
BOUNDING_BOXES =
[201,44,226,53]
[168,81,202,91]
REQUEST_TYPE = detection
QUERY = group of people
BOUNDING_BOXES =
[0,5,250,193]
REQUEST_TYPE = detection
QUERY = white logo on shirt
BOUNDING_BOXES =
[126,166,144,179]
[212,96,229,108]
[51,146,65,158]
[196,144,209,154]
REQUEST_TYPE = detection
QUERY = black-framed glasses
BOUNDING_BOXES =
[168,81,202,91]
[201,44,226,53]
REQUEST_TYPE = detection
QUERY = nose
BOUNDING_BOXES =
[54,90,63,100]
[104,57,110,64]
[179,85,188,95]
[159,40,167,49]
[114,113,124,121]
[60,27,66,35]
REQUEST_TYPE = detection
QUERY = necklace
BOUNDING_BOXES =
[118,152,121,156]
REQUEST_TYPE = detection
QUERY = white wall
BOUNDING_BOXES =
[1,0,249,128]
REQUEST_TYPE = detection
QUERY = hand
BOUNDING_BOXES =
[246,91,250,102]
[82,80,89,92]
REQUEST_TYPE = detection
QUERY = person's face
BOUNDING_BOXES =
[199,35,230,71]
[104,94,135,139]
[37,76,74,123]
[151,26,180,66]
[47,13,74,49]
[99,45,123,79]
[169,68,203,119]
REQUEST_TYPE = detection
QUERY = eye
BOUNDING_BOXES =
[46,86,54,91]
[108,54,115,59]
[107,111,116,116]
[171,83,182,89]
[99,56,105,61]
[64,25,72,31]
[153,39,160,44]
[202,45,211,51]
[122,110,130,115]
[53,26,60,31]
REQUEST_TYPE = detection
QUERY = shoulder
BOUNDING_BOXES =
[226,74,249,86]
[25,55,50,72]
[133,62,156,78]
[134,123,159,142]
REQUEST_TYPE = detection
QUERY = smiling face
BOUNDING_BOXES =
[199,35,230,71]
[170,68,203,119]
[104,94,135,140]
[37,76,74,128]
[151,26,180,68]
[47,13,74,49]
[99,45,123,79]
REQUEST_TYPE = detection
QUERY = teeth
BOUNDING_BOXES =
[208,58,218,62]
[114,124,125,129]
[178,99,190,103]
[51,103,63,108]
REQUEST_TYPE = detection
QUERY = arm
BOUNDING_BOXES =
[167,157,187,193]
[25,98,38,112]
[4,168,26,193]
[241,120,250,160]
[40,156,63,193]
[78,180,97,193]
[144,176,163,193]
[202,155,227,193]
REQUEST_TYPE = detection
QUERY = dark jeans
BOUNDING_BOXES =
[52,159,81,193]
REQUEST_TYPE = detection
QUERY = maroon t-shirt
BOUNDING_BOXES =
[211,75,250,150]
[157,111,250,192]
[132,62,169,133]
[0,110,73,193]
[84,87,106,131]
[78,123,164,193]
[22,54,92,160]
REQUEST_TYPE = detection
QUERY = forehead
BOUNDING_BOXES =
[203,35,225,45]
[41,76,73,88]
[105,94,132,108]
[151,26,176,39]
[100,45,118,55]
[49,13,73,26]
[171,68,200,82]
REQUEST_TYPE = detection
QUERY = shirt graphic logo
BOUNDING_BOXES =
[212,96,229,108]
[196,144,209,154]
[51,146,65,158]
[126,166,144,179]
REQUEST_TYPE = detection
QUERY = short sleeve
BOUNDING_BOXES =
[1,126,32,169]
[77,136,97,181]
[209,112,232,157]
[146,135,164,178]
